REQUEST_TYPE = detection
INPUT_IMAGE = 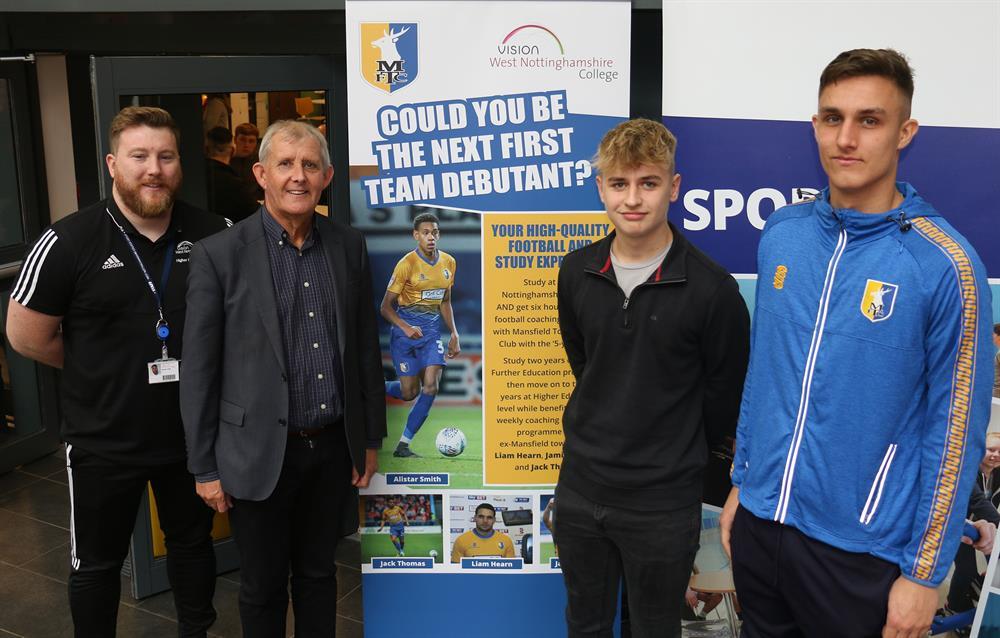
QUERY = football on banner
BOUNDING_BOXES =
[435,427,467,457]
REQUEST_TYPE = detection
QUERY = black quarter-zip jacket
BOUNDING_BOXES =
[556,223,750,511]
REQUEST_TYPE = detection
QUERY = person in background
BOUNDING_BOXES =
[204,126,258,223]
[981,432,1000,509]
[993,323,999,398]
[230,122,263,199]
[202,93,230,137]
[945,433,1000,619]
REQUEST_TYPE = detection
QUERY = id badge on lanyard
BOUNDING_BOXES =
[148,359,180,384]
[106,208,181,384]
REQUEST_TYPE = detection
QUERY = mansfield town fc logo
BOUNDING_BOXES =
[361,23,418,93]
[860,279,899,322]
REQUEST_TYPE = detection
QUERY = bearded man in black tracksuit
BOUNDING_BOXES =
[554,118,750,638]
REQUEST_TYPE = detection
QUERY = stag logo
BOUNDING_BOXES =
[860,279,899,323]
[372,26,409,64]
[360,22,419,94]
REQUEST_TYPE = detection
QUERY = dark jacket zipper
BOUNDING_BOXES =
[586,268,684,329]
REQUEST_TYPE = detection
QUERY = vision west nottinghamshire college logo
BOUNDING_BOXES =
[360,22,419,93]
[489,23,620,82]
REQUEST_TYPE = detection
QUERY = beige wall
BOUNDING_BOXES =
[36,54,77,222]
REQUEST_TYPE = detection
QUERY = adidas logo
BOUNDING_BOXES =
[102,254,124,270]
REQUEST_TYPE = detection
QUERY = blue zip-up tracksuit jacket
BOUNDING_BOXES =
[733,183,994,586]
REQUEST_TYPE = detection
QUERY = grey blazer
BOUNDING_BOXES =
[180,210,386,508]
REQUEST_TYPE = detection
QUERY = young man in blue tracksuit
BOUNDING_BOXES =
[720,49,995,638]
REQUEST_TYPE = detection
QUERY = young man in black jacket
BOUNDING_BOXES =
[554,118,750,637]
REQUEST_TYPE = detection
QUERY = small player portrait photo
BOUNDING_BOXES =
[449,494,533,563]
[360,494,444,564]
[539,494,558,566]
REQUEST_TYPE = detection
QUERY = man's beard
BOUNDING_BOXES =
[115,176,180,219]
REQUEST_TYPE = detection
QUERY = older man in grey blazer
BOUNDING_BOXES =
[181,120,385,637]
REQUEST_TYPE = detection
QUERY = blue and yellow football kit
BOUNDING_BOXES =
[382,505,406,537]
[382,504,407,555]
[386,249,456,376]
[451,529,516,563]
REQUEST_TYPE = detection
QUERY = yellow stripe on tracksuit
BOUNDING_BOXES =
[909,216,979,581]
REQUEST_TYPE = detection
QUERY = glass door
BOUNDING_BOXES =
[0,59,62,475]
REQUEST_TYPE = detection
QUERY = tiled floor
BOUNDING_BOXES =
[0,447,364,637]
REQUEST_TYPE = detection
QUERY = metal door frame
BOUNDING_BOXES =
[0,57,62,475]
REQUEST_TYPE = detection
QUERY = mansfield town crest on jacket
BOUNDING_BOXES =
[360,22,419,93]
[861,279,898,322]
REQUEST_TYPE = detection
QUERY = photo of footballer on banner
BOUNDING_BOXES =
[382,212,460,460]
[449,494,532,568]
[539,494,558,568]
[367,211,484,487]
[361,494,445,568]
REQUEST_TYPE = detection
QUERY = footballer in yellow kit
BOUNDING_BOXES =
[381,212,460,458]
[378,497,408,556]
[451,503,516,562]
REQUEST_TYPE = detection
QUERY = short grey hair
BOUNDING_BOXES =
[258,120,331,170]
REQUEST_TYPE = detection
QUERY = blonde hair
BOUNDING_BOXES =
[592,118,677,176]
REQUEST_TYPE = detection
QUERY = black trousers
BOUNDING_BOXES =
[228,430,353,638]
[553,483,701,638]
[65,444,217,638]
[732,505,900,638]
[947,543,980,611]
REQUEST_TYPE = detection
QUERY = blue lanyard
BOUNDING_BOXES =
[105,208,176,358]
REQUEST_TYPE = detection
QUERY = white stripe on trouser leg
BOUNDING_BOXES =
[65,444,80,571]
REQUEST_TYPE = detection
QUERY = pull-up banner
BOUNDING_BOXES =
[347,2,629,634]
